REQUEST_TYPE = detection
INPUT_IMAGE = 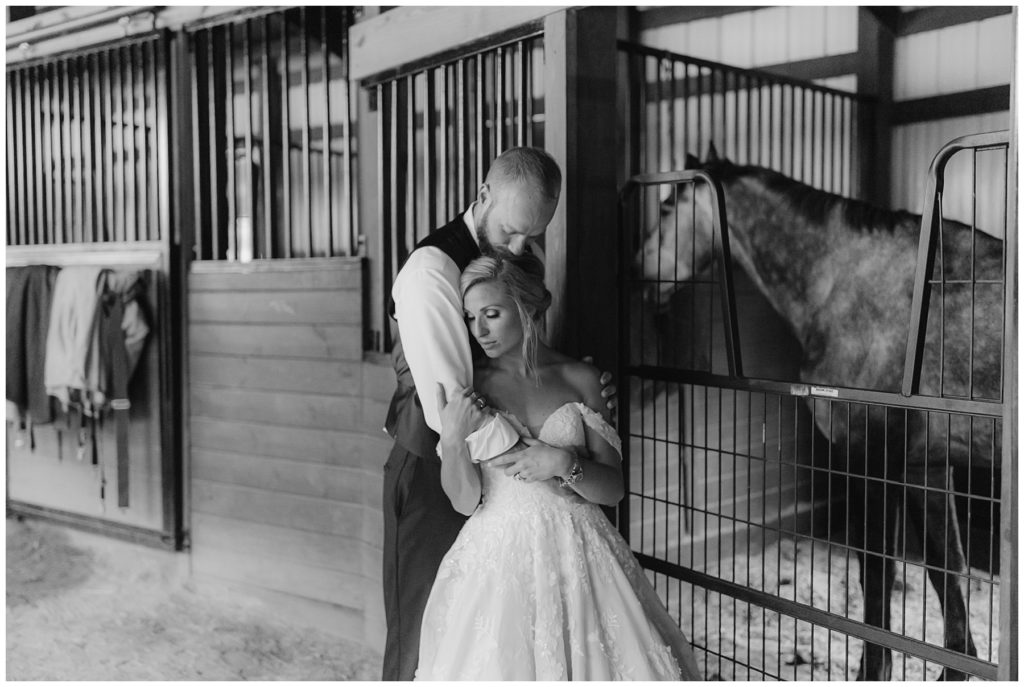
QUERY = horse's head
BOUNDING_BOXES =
[635,147,728,307]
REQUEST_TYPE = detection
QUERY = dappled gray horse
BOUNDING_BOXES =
[638,149,1003,680]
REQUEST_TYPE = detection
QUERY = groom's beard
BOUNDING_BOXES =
[476,204,497,256]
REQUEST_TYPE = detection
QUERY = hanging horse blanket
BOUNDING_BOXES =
[6,265,59,425]
[43,266,151,507]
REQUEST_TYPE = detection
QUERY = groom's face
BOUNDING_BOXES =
[477,181,558,256]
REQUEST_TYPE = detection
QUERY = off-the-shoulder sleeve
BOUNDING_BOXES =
[574,403,622,460]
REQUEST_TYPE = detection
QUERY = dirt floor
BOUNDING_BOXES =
[671,536,1000,681]
[5,516,381,681]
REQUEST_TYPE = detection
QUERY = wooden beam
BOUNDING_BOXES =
[543,7,620,371]
[898,6,1013,36]
[639,5,768,30]
[348,5,566,82]
[891,85,1011,125]
[856,7,894,206]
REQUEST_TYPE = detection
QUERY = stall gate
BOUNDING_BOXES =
[619,109,1012,681]
[362,22,546,353]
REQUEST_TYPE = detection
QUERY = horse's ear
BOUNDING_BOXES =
[706,142,720,163]
[684,153,700,170]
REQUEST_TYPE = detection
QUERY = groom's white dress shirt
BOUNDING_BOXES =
[391,205,524,462]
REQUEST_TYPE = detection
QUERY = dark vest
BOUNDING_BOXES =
[384,215,483,458]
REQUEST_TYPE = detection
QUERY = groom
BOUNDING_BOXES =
[382,147,581,680]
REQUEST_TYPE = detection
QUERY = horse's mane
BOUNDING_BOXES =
[703,159,920,234]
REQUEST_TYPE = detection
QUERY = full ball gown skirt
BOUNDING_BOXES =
[415,402,702,680]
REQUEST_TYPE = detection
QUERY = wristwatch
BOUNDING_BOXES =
[558,455,583,488]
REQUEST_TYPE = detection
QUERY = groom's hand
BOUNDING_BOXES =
[582,356,617,419]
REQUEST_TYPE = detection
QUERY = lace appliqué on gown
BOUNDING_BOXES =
[415,402,702,681]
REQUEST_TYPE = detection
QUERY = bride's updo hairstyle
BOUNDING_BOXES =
[461,251,552,379]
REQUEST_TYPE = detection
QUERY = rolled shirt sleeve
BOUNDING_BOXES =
[392,247,519,461]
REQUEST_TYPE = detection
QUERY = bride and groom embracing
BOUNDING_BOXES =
[382,147,701,681]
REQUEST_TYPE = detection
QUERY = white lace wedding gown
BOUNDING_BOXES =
[415,402,702,681]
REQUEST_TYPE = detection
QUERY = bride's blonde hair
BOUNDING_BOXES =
[461,251,552,379]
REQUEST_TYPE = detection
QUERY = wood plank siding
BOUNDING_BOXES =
[187,258,390,648]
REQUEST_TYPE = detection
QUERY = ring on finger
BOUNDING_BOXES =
[476,398,487,409]
[514,473,525,482]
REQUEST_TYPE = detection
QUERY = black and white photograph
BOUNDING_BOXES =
[4,3,1019,681]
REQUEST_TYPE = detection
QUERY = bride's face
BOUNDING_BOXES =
[463,281,524,359]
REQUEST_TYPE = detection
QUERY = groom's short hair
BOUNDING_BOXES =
[487,147,562,202]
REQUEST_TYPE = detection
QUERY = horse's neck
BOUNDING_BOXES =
[720,175,911,345]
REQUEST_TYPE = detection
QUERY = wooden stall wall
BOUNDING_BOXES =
[187,258,388,648]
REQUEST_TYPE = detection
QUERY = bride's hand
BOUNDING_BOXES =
[437,384,491,441]
[491,437,574,483]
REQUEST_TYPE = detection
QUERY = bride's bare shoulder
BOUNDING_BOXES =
[543,354,603,408]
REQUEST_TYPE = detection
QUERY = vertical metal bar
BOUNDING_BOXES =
[406,74,416,254]
[111,49,124,243]
[102,51,113,243]
[20,66,34,243]
[243,20,255,253]
[261,15,273,259]
[968,150,977,398]
[516,40,526,146]
[146,39,158,241]
[654,58,663,171]
[376,82,390,351]
[475,53,484,187]
[206,30,220,259]
[525,40,534,147]
[342,10,354,255]
[496,45,505,153]
[301,8,313,258]
[280,15,291,257]
[19,68,31,244]
[425,69,436,232]
[321,7,333,257]
[439,65,450,219]
[81,55,93,243]
[91,55,103,244]
[7,70,19,244]
[129,45,141,242]
[52,60,63,242]
[125,43,137,243]
[457,58,466,208]
[61,58,75,243]
[34,65,46,243]
[190,31,204,259]
[155,34,171,254]
[225,25,237,259]
[668,58,678,170]
[135,43,147,241]
[389,78,400,298]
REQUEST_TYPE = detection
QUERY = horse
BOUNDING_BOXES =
[635,147,1004,680]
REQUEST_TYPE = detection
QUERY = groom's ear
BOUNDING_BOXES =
[477,182,491,205]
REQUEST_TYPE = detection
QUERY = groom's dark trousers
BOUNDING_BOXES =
[381,216,481,681]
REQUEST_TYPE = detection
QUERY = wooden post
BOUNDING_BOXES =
[856,8,894,207]
[543,7,620,373]
[997,14,1018,680]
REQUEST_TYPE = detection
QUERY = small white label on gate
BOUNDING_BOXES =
[810,386,839,398]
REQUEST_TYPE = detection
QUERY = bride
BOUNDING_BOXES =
[415,252,702,681]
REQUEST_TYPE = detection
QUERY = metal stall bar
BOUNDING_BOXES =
[618,41,867,200]
[902,130,1011,398]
